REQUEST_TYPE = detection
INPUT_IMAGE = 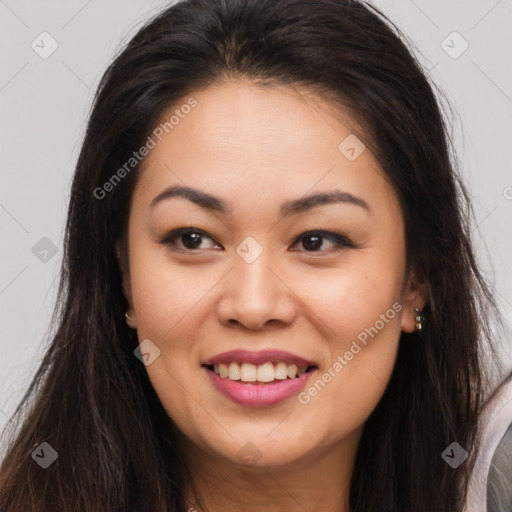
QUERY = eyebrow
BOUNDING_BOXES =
[149,185,371,216]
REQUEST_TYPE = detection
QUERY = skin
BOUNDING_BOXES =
[116,79,427,512]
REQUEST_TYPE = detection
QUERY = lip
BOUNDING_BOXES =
[204,365,318,407]
[202,349,317,367]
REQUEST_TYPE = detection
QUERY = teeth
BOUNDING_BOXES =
[228,362,240,380]
[241,362,257,382]
[297,366,307,377]
[287,363,298,379]
[219,363,229,378]
[274,362,288,380]
[211,361,310,382]
[257,362,275,382]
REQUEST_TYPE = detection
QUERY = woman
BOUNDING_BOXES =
[0,0,509,511]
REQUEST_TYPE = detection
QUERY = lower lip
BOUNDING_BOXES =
[204,366,317,407]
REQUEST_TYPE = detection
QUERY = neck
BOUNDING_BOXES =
[180,427,362,512]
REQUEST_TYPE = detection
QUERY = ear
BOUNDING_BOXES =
[115,238,137,328]
[400,264,429,334]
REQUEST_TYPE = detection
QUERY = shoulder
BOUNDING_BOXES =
[487,421,512,512]
[465,373,512,512]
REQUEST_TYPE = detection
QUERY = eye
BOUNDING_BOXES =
[159,228,356,253]
[290,230,356,253]
[159,228,221,251]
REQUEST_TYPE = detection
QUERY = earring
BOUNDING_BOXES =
[414,307,424,335]
[125,312,131,322]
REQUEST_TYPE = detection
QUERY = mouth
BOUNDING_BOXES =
[201,350,319,406]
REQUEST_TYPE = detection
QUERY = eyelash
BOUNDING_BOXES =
[159,228,356,253]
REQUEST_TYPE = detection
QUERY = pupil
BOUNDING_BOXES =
[183,232,201,249]
[303,235,321,251]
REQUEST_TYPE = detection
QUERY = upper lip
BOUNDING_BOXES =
[202,349,317,367]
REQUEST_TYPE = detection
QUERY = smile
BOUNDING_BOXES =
[201,349,318,407]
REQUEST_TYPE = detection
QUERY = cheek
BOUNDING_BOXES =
[296,245,404,342]
[293,251,403,421]
[317,323,401,442]
[126,247,218,425]
[128,241,217,340]
[295,291,401,443]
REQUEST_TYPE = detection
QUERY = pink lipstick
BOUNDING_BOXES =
[202,349,318,407]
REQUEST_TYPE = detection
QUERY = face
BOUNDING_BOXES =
[116,80,425,470]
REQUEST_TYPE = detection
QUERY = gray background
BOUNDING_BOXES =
[1,0,511,437]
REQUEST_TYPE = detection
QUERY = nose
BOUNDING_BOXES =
[216,250,297,331]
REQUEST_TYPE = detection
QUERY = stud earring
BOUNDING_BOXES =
[125,312,131,322]
[414,307,424,335]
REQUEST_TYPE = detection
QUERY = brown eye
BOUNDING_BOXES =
[159,228,355,253]
[160,228,221,251]
[290,230,355,253]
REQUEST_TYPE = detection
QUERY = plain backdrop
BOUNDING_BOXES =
[1,0,511,437]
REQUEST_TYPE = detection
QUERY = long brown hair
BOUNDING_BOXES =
[0,1,508,510]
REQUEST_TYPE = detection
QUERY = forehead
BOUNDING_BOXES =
[132,80,399,217]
